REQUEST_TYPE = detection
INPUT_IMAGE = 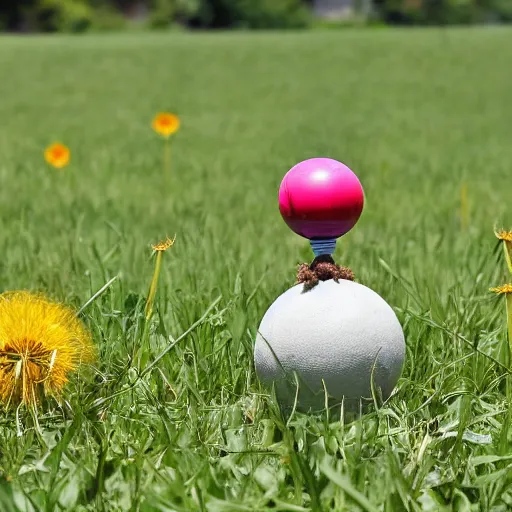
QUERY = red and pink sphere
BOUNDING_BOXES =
[278,158,364,240]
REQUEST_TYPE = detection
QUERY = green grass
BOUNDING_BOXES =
[0,27,512,511]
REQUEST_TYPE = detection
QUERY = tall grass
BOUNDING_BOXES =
[0,28,511,510]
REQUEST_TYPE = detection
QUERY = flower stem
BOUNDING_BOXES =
[164,138,171,175]
[507,293,512,361]
[504,240,512,275]
[145,250,163,321]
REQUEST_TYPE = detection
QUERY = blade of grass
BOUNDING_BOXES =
[78,275,119,316]
[319,461,380,512]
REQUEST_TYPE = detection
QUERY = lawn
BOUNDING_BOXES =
[0,27,512,511]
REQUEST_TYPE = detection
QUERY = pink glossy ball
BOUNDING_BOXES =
[278,158,364,240]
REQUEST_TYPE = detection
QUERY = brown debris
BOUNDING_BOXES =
[297,254,354,291]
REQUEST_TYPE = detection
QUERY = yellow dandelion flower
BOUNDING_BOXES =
[0,291,94,406]
[152,113,180,138]
[152,236,176,252]
[490,284,512,295]
[495,230,512,242]
[44,143,70,169]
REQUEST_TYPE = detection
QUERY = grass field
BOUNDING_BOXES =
[0,27,512,511]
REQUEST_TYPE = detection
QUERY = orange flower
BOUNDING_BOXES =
[152,113,180,138]
[44,143,70,169]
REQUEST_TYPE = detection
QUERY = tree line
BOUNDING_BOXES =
[1,0,510,32]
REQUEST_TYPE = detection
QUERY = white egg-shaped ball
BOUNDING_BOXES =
[254,279,405,413]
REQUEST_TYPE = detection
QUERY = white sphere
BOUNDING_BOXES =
[254,279,405,413]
